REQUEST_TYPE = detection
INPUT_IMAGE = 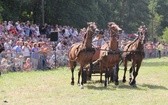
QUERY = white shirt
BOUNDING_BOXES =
[92,37,105,47]
[22,46,30,57]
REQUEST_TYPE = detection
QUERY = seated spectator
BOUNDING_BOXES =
[92,31,105,48]
[23,58,32,71]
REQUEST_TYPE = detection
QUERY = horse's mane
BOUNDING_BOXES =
[125,35,140,51]
[82,29,88,45]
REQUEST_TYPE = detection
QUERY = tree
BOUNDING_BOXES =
[156,0,168,29]
[121,0,150,33]
[162,27,168,43]
[0,1,3,21]
[148,0,163,40]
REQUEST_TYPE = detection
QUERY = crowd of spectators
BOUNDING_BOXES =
[0,20,85,73]
[0,20,167,74]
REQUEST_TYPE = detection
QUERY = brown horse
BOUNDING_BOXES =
[68,22,98,88]
[93,22,122,87]
[122,27,146,86]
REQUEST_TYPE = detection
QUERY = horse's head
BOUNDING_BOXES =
[138,26,147,44]
[108,22,122,36]
[87,22,99,32]
[85,22,99,38]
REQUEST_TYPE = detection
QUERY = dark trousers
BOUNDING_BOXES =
[158,50,161,58]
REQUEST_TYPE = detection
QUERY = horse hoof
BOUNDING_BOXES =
[71,82,74,85]
[104,82,107,87]
[87,77,91,81]
[83,80,87,84]
[129,81,136,86]
[122,79,126,83]
[115,81,119,86]
[80,85,84,89]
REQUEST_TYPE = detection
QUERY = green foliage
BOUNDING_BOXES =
[0,0,168,39]
[148,0,163,40]
[156,0,168,31]
[0,1,4,21]
[162,27,168,43]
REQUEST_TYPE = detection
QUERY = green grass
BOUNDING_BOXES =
[0,57,168,105]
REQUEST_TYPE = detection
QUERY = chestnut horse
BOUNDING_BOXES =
[122,27,146,86]
[93,22,122,87]
[68,22,98,88]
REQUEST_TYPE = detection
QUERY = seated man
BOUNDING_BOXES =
[92,31,105,61]
[92,31,105,48]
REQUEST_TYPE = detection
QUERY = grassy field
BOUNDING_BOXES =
[0,57,168,105]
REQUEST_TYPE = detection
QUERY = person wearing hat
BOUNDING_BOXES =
[92,30,105,48]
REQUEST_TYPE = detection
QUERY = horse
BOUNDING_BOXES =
[92,22,122,87]
[68,22,98,88]
[122,27,146,86]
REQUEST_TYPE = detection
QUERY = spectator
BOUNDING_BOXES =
[92,31,105,48]
[157,43,164,58]
[23,58,32,71]
[38,42,50,70]
[31,43,39,70]
[22,42,31,60]
[12,41,22,57]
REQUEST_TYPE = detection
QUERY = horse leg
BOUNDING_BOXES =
[129,62,135,86]
[77,70,81,85]
[131,62,141,86]
[122,59,127,83]
[70,61,76,85]
[88,62,93,81]
[78,68,87,85]
[100,66,103,83]
[114,63,119,86]
[110,67,114,82]
[104,68,108,87]
[83,68,87,84]
[80,66,85,89]
[129,66,133,84]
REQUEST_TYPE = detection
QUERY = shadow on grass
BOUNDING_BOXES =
[86,80,168,90]
[142,61,168,67]
[86,80,117,90]
[139,83,168,90]
[118,83,168,90]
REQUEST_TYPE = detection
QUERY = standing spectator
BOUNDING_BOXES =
[31,43,39,70]
[34,24,40,37]
[38,42,49,70]
[9,26,18,36]
[12,41,22,57]
[6,21,13,32]
[22,42,31,61]
[40,23,47,37]
[157,43,164,58]
[24,23,31,38]
[4,38,12,51]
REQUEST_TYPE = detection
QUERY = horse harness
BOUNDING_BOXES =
[75,44,96,57]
